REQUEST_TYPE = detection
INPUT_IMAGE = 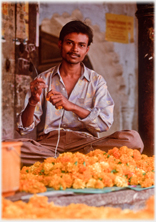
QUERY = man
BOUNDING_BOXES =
[16,20,144,166]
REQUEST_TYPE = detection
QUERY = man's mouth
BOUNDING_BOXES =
[67,52,80,58]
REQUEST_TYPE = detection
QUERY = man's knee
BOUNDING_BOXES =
[122,130,144,153]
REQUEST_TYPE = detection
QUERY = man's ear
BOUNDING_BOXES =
[58,40,62,49]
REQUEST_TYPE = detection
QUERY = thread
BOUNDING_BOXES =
[54,108,64,158]
[46,88,64,158]
[29,58,63,158]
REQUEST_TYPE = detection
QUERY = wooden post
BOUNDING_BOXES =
[135,3,154,156]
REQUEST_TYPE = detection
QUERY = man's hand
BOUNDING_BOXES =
[29,78,48,105]
[46,89,74,111]
[46,89,90,119]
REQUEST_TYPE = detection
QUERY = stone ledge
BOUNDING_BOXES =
[5,187,154,211]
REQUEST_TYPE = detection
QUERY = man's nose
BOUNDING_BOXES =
[72,44,78,52]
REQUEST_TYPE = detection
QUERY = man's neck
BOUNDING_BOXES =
[59,61,82,78]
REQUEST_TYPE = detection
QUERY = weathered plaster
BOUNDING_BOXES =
[2,3,15,139]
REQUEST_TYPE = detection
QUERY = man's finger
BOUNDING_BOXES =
[51,89,61,95]
[46,90,54,101]
[34,77,46,84]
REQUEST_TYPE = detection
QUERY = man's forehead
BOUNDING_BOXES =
[64,32,89,43]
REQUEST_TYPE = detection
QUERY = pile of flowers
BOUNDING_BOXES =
[20,146,154,193]
[2,194,154,219]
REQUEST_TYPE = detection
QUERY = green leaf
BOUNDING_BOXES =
[59,186,63,190]
[83,161,86,166]
[26,169,29,173]
[107,154,110,158]
[111,169,118,174]
[128,177,132,182]
[74,161,78,166]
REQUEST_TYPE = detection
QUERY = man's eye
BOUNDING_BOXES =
[67,42,72,45]
[80,44,85,48]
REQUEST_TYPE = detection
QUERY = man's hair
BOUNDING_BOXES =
[59,20,93,46]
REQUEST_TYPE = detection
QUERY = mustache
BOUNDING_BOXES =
[67,52,80,57]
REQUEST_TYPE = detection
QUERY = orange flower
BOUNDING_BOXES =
[72,178,86,189]
[2,195,154,219]
[48,174,67,190]
[108,147,121,159]
[19,146,154,192]
[44,157,56,164]
[95,180,104,189]
[20,179,46,193]
[102,173,114,187]
[133,149,142,161]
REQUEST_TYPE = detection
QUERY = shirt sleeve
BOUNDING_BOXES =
[78,75,114,135]
[16,90,43,135]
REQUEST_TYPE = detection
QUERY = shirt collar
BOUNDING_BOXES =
[80,63,90,82]
[52,64,61,77]
[51,63,90,82]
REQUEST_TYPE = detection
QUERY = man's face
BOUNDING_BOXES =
[58,32,90,64]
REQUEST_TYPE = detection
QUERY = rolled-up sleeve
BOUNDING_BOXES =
[78,75,114,135]
[16,112,35,135]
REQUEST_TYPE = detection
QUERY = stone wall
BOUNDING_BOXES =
[2,3,15,139]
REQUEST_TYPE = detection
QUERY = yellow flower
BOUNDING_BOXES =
[72,178,85,189]
[114,176,128,187]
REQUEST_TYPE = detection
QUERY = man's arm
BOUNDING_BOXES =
[21,78,47,127]
[70,103,90,119]
[21,98,37,127]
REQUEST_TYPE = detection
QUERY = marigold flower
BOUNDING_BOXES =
[108,147,121,159]
[19,146,154,192]
[42,162,54,175]
[72,178,85,189]
[86,178,97,188]
[2,195,154,219]
[102,173,114,187]
[133,149,142,161]
[114,176,128,187]
[48,175,67,190]
[20,179,46,193]
[94,180,104,189]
